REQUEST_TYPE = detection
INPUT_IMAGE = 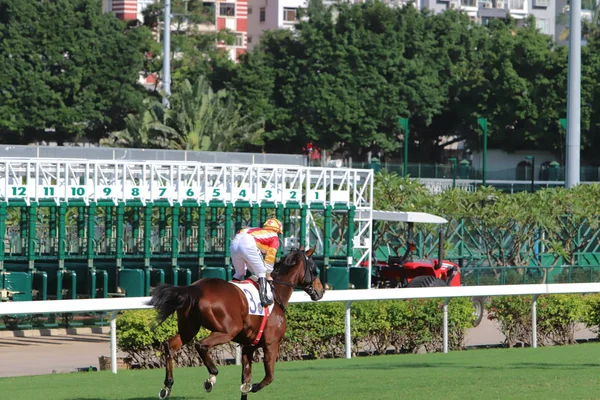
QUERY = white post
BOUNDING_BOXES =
[110,310,119,374]
[443,298,450,354]
[236,344,242,366]
[531,294,539,348]
[345,301,352,359]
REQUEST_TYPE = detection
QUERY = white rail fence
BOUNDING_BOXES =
[3,283,600,374]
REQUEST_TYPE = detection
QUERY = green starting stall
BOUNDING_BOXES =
[0,159,374,302]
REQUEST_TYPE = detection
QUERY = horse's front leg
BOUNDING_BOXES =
[240,345,256,400]
[159,335,183,399]
[250,342,281,393]
[195,332,236,393]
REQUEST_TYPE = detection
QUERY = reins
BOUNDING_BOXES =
[269,251,312,314]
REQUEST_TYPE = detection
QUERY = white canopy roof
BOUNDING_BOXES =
[371,210,448,224]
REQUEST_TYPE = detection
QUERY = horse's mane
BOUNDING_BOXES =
[275,250,301,275]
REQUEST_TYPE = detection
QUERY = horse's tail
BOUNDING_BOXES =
[148,283,200,324]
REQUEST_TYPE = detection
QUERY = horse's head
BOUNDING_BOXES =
[273,245,325,301]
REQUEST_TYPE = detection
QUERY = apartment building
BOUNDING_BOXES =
[246,0,561,51]
[102,0,248,61]
[246,0,305,51]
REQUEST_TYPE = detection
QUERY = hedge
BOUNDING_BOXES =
[116,297,475,368]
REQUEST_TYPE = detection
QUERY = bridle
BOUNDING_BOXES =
[270,250,318,312]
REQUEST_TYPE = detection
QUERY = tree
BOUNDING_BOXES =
[102,77,264,152]
[141,0,236,89]
[163,77,264,152]
[99,101,173,148]
[0,0,154,144]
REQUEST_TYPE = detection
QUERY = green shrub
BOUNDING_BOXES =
[580,293,600,337]
[488,295,585,347]
[118,299,475,368]
[116,309,236,368]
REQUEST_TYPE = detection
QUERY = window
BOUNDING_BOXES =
[535,18,550,35]
[533,0,549,7]
[247,36,253,43]
[508,0,524,9]
[219,3,235,16]
[235,34,244,47]
[283,7,297,22]
[259,7,266,22]
[248,6,253,14]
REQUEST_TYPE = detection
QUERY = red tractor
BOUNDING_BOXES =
[371,211,484,326]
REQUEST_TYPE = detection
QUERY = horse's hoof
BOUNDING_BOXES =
[240,383,252,394]
[158,387,171,399]
[251,383,261,393]
[204,380,214,393]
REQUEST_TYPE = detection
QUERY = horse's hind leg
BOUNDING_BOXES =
[240,346,256,400]
[194,332,236,393]
[159,335,183,399]
[159,316,200,399]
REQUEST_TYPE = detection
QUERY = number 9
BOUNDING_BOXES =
[103,187,111,196]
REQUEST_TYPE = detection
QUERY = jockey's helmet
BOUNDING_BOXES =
[263,218,283,234]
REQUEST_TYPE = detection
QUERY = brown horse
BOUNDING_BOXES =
[148,245,325,399]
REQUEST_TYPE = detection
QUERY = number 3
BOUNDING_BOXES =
[243,289,257,313]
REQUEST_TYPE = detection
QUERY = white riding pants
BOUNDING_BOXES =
[230,232,270,280]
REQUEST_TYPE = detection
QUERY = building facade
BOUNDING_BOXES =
[102,0,248,61]
[247,0,306,51]
[247,0,561,52]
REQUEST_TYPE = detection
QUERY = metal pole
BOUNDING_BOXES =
[162,0,171,106]
[565,0,581,188]
[531,156,535,193]
[400,118,409,177]
[531,294,539,348]
[110,310,119,374]
[443,298,450,353]
[478,118,488,187]
[345,301,352,359]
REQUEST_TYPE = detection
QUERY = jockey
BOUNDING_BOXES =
[230,217,283,307]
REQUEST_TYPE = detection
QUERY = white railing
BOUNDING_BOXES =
[2,283,600,374]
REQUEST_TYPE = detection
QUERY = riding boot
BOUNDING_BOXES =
[258,277,273,307]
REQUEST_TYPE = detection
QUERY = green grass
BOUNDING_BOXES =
[2,344,600,400]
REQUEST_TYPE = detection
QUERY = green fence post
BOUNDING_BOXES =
[235,207,243,232]
[324,205,332,268]
[116,203,124,268]
[105,206,113,252]
[210,206,218,252]
[260,207,268,226]
[49,206,57,253]
[198,203,206,267]
[251,204,259,227]
[346,206,355,267]
[0,203,5,269]
[28,202,37,269]
[58,203,66,270]
[478,118,488,186]
[171,203,180,266]
[144,203,153,267]
[78,206,85,250]
[185,206,192,253]
[224,204,233,270]
[276,204,285,258]
[300,205,308,247]
[159,206,166,252]
[132,207,140,251]
[400,117,409,177]
[87,202,96,263]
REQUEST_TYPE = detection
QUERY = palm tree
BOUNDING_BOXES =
[161,76,264,152]
[100,101,175,148]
